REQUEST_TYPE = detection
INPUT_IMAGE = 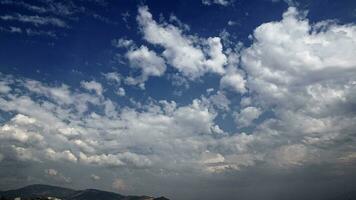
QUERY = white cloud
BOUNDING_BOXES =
[116,87,126,96]
[202,0,232,6]
[220,51,247,93]
[44,168,72,183]
[103,72,121,83]
[237,6,356,169]
[25,80,73,104]
[202,91,231,111]
[45,168,58,176]
[234,107,262,127]
[0,81,11,93]
[137,6,227,79]
[272,144,308,167]
[0,26,22,34]
[227,20,238,26]
[112,38,135,48]
[220,72,246,93]
[25,28,56,37]
[271,0,297,6]
[0,115,43,144]
[81,80,103,96]
[45,148,78,163]
[11,145,38,161]
[90,174,101,181]
[242,7,356,113]
[0,14,68,28]
[0,0,81,17]
[125,45,167,87]
[1,6,356,181]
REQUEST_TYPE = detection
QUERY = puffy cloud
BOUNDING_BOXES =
[236,6,356,170]
[79,151,152,168]
[44,168,72,183]
[0,81,11,93]
[90,174,100,181]
[10,145,38,162]
[202,91,231,111]
[220,51,247,94]
[1,8,356,196]
[0,114,43,144]
[25,80,73,104]
[116,87,126,96]
[137,6,227,79]
[234,107,262,127]
[220,72,246,93]
[45,168,58,176]
[272,144,309,167]
[125,45,167,87]
[81,80,103,96]
[45,148,78,163]
[242,7,356,109]
[103,72,121,83]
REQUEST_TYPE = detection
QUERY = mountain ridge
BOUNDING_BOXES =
[0,184,169,200]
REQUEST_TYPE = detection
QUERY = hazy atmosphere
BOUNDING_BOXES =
[1,0,356,199]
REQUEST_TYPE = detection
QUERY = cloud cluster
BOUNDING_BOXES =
[136,6,227,79]
[1,5,356,199]
[239,7,356,166]
[0,74,256,175]
[114,6,249,95]
[0,0,111,37]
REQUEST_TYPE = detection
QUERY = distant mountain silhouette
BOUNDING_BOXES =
[0,184,169,200]
[0,184,76,199]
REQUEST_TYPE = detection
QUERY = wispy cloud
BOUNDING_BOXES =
[0,14,68,28]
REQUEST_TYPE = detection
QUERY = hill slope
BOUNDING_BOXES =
[0,185,169,200]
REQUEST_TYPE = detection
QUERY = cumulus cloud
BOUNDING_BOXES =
[0,114,43,144]
[220,72,246,93]
[125,45,167,88]
[45,168,58,176]
[116,87,126,96]
[1,7,356,198]
[220,51,247,93]
[0,81,11,93]
[0,74,255,173]
[90,174,100,181]
[81,80,103,96]
[238,6,356,167]
[137,6,227,79]
[234,107,262,127]
[10,145,38,162]
[103,72,121,84]
[44,168,72,183]
[45,148,78,163]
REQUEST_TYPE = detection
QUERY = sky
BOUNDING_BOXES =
[1,0,356,199]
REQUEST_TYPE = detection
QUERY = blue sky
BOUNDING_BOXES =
[1,0,356,200]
